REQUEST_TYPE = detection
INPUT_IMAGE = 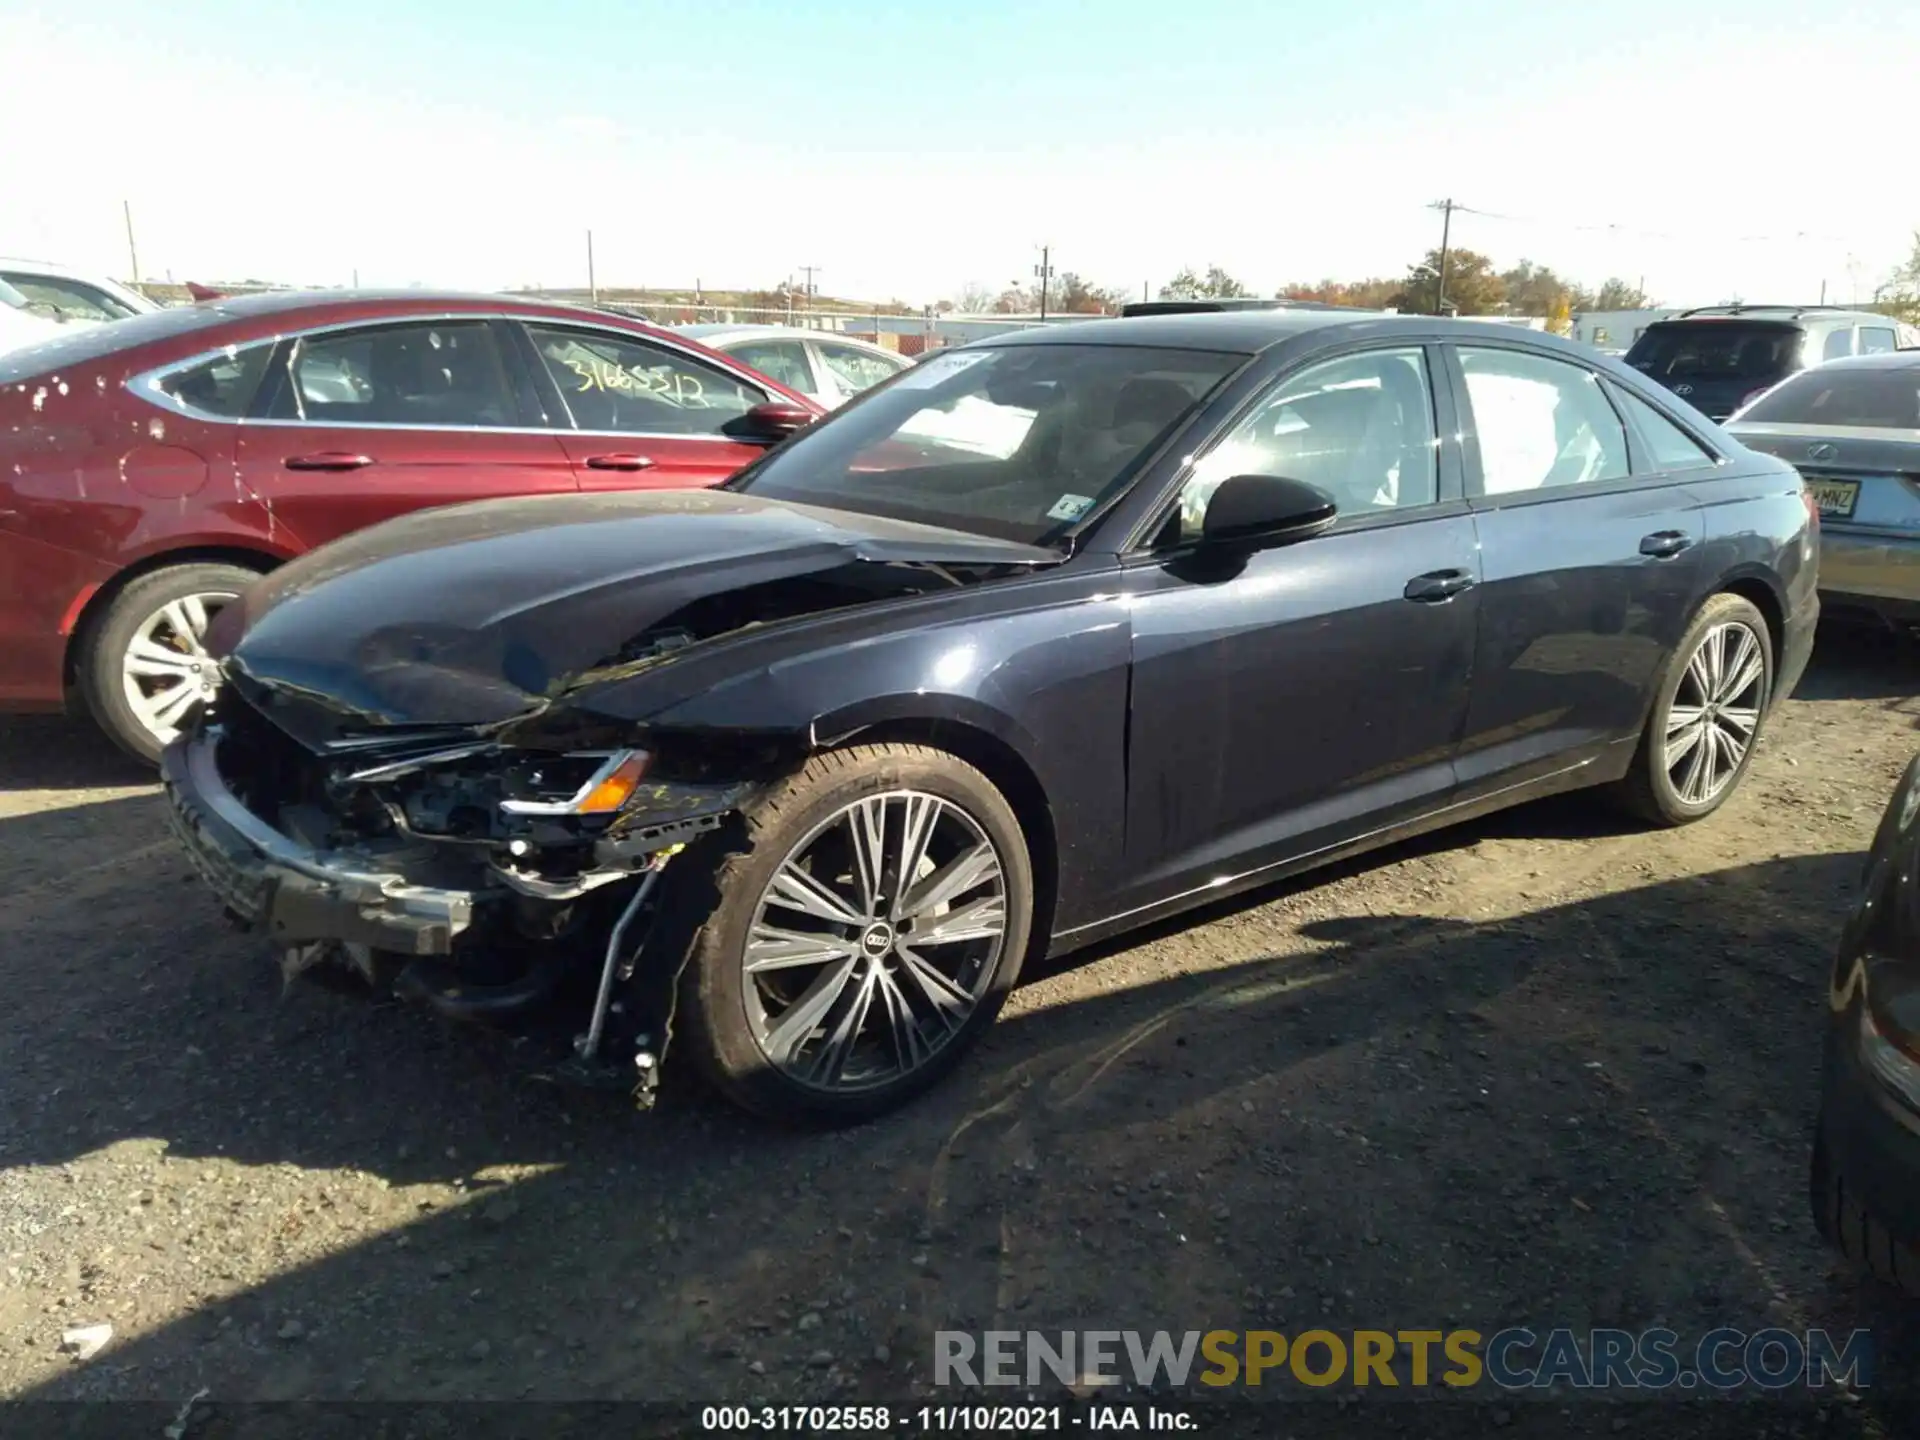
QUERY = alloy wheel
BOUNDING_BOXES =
[119,591,237,747]
[743,790,1009,1093]
[1663,619,1765,807]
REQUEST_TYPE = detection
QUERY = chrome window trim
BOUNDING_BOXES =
[126,309,777,437]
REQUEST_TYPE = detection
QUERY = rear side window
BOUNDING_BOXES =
[1861,327,1900,355]
[1625,323,1803,383]
[1822,328,1856,361]
[152,343,275,418]
[1459,347,1629,494]
[1737,367,1920,429]
[1611,386,1717,471]
[278,321,518,427]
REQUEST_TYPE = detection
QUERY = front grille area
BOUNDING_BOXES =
[209,689,327,821]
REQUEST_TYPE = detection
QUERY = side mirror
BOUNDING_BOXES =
[1199,474,1338,551]
[724,401,814,445]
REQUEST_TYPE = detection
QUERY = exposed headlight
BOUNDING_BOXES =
[499,749,651,816]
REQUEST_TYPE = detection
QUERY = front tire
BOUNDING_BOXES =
[1615,592,1773,826]
[79,562,259,764]
[669,743,1034,1125]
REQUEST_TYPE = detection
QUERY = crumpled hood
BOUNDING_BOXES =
[218,487,1058,739]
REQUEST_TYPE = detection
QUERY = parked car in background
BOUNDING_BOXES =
[676,324,911,408]
[1728,351,1920,629]
[0,290,822,762]
[0,277,66,355]
[162,311,1817,1124]
[1625,305,1920,422]
[0,257,158,326]
[1813,750,1920,1297]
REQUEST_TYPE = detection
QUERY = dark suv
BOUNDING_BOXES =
[1624,305,1916,421]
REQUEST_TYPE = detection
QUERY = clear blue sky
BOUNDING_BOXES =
[4,0,1915,307]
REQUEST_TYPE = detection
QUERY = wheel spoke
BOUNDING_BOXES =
[1717,703,1760,739]
[745,924,860,974]
[134,681,200,730]
[1685,645,1715,703]
[894,945,973,1031]
[1722,653,1764,706]
[1677,723,1714,803]
[898,840,1000,922]
[909,894,1006,948]
[846,798,888,915]
[764,860,864,926]
[1664,718,1706,769]
[803,967,879,1087]
[874,964,931,1071]
[1665,702,1705,737]
[125,638,199,680]
[891,795,943,907]
[761,954,861,1065]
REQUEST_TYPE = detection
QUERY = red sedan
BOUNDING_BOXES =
[0,290,821,761]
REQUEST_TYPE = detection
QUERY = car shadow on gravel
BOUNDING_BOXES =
[8,845,1916,1432]
[0,714,149,794]
[1796,623,1920,709]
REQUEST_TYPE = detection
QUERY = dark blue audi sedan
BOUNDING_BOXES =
[161,311,1820,1124]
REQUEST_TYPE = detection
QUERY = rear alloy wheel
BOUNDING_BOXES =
[80,562,258,764]
[669,744,1033,1124]
[1616,592,1773,826]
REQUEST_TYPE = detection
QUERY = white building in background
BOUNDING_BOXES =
[1568,309,1680,354]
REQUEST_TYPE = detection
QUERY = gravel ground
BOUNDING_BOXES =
[3,627,1919,1432]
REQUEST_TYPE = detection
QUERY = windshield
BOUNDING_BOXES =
[733,343,1246,544]
[1738,365,1920,430]
[1625,322,1803,383]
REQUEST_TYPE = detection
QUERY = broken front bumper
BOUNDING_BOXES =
[161,731,475,956]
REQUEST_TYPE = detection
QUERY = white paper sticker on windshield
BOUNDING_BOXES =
[891,349,992,390]
[1047,493,1095,522]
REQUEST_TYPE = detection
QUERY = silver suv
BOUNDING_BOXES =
[1624,304,1919,421]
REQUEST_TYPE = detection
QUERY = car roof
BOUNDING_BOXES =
[1798,351,1920,373]
[979,310,1590,356]
[1647,307,1895,328]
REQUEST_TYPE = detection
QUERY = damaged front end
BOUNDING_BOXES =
[161,680,763,1100]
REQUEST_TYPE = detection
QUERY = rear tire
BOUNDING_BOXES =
[1614,592,1773,827]
[661,743,1034,1126]
[79,562,260,765]
[1812,1126,1920,1299]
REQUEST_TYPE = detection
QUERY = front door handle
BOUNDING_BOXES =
[1639,530,1694,558]
[285,452,373,471]
[1404,568,1476,603]
[583,453,656,472]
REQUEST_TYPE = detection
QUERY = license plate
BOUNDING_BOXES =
[1806,478,1859,520]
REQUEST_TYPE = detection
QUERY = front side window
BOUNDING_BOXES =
[0,273,138,323]
[1174,348,1438,540]
[279,321,518,426]
[1460,347,1629,495]
[817,342,906,396]
[154,342,275,418]
[527,324,764,435]
[1860,327,1900,355]
[1611,386,1717,471]
[735,343,1244,544]
[1737,367,1920,429]
[1823,328,1856,361]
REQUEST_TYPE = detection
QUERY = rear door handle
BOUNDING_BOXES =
[1404,568,1476,603]
[1639,530,1694,558]
[583,453,656,472]
[284,452,374,472]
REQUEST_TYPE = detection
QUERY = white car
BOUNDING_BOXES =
[0,277,67,356]
[676,324,911,408]
[0,257,158,326]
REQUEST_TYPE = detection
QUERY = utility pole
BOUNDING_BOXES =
[586,230,597,303]
[1143,280,1150,302]
[1033,245,1054,320]
[798,265,821,307]
[122,200,140,285]
[1427,199,1456,315]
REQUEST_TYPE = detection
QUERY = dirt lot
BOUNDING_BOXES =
[4,627,1920,1431]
